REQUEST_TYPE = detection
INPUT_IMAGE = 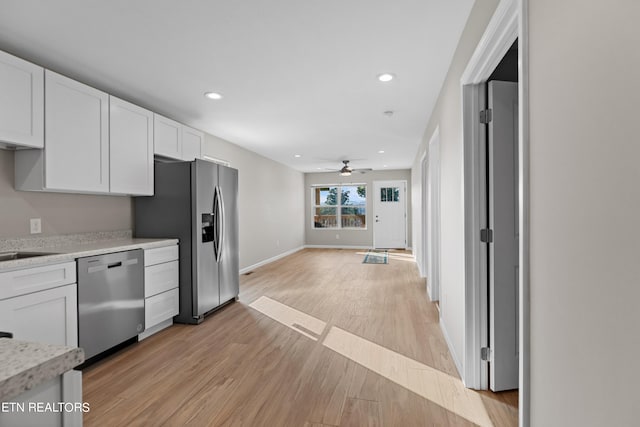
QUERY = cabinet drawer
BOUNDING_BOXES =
[144,245,178,267]
[0,262,76,300]
[145,288,179,329]
[145,260,178,297]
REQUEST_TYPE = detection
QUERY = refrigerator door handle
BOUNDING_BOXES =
[215,186,225,263]
[212,190,220,260]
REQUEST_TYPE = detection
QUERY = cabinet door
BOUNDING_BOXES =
[0,283,80,427]
[154,114,182,159]
[0,283,78,347]
[181,126,203,160]
[0,50,44,148]
[110,96,154,195]
[45,70,109,192]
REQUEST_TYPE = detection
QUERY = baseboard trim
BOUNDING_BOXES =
[239,246,304,274]
[304,245,373,250]
[440,316,465,383]
[138,318,173,341]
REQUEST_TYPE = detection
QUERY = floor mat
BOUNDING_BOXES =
[362,250,388,264]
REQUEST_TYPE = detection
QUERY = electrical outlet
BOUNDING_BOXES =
[30,218,42,234]
[276,240,280,247]
[336,234,340,240]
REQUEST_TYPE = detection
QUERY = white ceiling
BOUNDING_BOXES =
[0,0,474,173]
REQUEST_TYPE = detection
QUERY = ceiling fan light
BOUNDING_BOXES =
[340,170,352,176]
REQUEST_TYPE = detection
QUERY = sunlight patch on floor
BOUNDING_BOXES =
[249,296,326,341]
[323,326,494,427]
[249,296,496,426]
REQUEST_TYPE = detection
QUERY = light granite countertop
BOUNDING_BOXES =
[0,338,84,402]
[0,230,178,272]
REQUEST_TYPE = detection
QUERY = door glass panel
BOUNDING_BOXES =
[380,187,400,202]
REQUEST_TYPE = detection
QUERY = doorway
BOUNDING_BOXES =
[459,0,528,423]
[373,180,407,249]
[463,38,521,392]
[423,128,441,302]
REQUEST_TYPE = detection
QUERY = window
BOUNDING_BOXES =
[312,185,366,229]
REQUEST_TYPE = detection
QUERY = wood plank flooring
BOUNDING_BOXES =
[82,248,518,426]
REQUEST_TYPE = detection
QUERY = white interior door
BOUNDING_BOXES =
[488,80,519,391]
[373,180,407,249]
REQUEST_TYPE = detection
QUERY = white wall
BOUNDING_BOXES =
[305,169,411,248]
[0,150,132,238]
[528,1,640,425]
[410,0,499,375]
[203,134,305,270]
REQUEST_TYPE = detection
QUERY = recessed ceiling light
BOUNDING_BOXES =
[383,165,388,168]
[377,73,395,82]
[378,150,385,154]
[204,92,223,100]
[294,154,301,158]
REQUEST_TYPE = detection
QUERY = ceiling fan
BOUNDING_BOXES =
[328,160,372,176]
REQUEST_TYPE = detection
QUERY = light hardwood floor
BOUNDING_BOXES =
[83,248,518,426]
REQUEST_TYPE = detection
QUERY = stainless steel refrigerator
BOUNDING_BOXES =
[134,159,239,324]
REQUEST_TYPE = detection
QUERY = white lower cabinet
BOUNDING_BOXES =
[139,245,179,340]
[0,262,82,427]
[145,288,179,329]
[0,282,77,347]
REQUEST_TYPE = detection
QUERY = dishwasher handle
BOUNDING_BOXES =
[86,257,139,274]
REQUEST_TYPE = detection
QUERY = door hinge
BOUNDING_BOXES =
[479,109,492,124]
[480,228,493,243]
[481,347,492,362]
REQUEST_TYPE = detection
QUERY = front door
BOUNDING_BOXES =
[373,180,407,249]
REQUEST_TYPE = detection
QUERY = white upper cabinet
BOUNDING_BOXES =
[15,71,110,193]
[110,96,154,195]
[45,70,109,192]
[0,50,44,148]
[154,114,203,161]
[154,114,182,159]
[181,126,203,161]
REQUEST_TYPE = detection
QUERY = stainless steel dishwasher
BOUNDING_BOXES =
[77,249,144,360]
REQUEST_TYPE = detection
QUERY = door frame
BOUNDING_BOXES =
[426,127,441,302]
[420,150,428,278]
[372,180,408,249]
[460,0,530,425]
